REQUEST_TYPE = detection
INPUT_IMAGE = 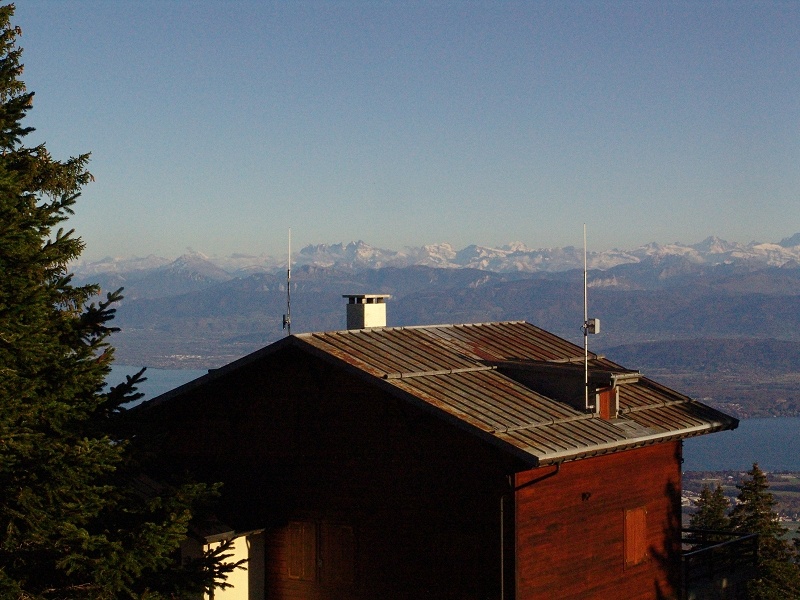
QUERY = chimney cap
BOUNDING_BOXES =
[342,294,391,304]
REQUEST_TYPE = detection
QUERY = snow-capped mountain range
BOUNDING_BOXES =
[73,234,800,278]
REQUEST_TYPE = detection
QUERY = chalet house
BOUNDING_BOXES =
[139,295,738,600]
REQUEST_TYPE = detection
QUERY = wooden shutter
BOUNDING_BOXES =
[288,521,317,581]
[321,523,355,585]
[624,507,647,567]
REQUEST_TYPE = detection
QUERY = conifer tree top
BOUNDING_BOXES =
[0,4,235,596]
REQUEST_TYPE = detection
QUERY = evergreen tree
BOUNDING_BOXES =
[689,483,731,534]
[0,5,235,597]
[730,464,790,560]
[730,463,800,600]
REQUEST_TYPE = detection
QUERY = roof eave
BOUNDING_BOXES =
[529,421,737,467]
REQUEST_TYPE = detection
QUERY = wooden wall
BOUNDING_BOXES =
[145,346,684,600]
[514,441,683,600]
[147,346,518,600]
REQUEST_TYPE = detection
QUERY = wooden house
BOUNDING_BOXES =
[139,300,737,600]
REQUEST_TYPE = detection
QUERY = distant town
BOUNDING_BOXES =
[683,471,800,539]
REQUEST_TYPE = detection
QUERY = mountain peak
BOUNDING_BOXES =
[779,233,800,248]
[503,241,531,253]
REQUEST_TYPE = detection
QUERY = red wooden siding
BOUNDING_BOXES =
[515,441,683,600]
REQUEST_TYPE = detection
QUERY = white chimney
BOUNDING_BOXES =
[343,294,390,330]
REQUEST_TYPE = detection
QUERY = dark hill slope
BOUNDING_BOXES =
[605,339,800,418]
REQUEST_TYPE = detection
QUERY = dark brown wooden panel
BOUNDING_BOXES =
[157,348,516,599]
[148,344,685,600]
[288,521,316,581]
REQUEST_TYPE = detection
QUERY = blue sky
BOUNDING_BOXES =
[14,1,800,260]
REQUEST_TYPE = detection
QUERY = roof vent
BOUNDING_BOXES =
[343,294,390,330]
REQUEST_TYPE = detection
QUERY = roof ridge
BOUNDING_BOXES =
[384,365,496,380]
[294,320,530,338]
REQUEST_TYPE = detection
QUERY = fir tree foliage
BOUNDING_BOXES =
[689,464,800,599]
[689,483,730,534]
[0,5,237,597]
[728,464,800,599]
[731,463,800,600]
[730,463,791,562]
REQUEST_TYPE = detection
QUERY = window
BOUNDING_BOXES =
[287,520,355,585]
[624,507,647,567]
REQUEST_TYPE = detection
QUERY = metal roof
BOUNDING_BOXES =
[294,321,738,466]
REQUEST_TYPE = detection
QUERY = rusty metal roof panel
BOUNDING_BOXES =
[306,328,470,375]
[392,370,580,431]
[303,322,590,373]
[624,401,729,434]
[421,322,584,362]
[291,321,738,465]
[507,415,627,453]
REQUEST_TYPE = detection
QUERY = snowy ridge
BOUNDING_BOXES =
[72,235,800,277]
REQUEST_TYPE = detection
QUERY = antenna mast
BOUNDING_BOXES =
[584,224,589,411]
[583,224,600,411]
[282,228,291,335]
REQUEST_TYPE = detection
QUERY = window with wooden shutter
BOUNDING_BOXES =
[624,507,647,567]
[321,523,355,585]
[288,521,317,581]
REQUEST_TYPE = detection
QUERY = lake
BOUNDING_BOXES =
[683,417,800,472]
[109,365,207,405]
[110,366,800,472]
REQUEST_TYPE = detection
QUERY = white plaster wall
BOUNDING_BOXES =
[207,533,264,600]
[346,302,387,329]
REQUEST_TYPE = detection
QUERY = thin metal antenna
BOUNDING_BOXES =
[584,224,589,411]
[582,223,600,412]
[282,228,291,335]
